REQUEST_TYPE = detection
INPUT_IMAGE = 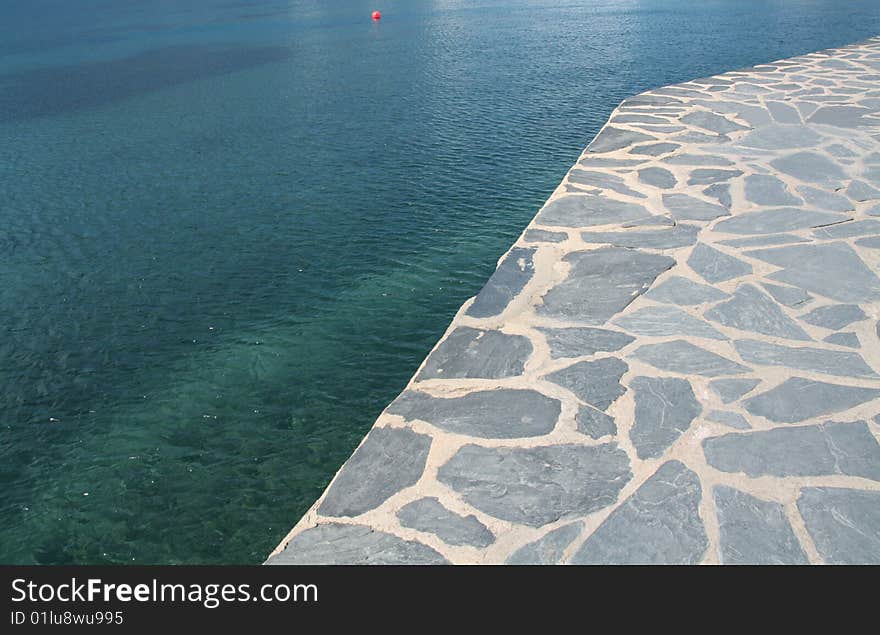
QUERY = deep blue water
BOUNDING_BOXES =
[2,0,879,564]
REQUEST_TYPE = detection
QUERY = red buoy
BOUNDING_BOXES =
[372,10,381,20]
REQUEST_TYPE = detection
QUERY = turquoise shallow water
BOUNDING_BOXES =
[2,0,880,564]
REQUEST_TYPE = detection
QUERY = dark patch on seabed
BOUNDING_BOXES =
[0,44,292,122]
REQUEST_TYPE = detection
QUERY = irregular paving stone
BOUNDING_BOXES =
[629,377,701,459]
[417,327,532,380]
[539,327,634,359]
[798,488,880,564]
[397,498,495,548]
[638,166,677,189]
[709,378,761,403]
[703,183,732,208]
[535,194,653,228]
[738,125,822,149]
[846,180,880,201]
[770,151,846,186]
[543,357,628,410]
[866,204,880,217]
[856,236,880,248]
[688,243,753,283]
[688,168,744,185]
[719,234,809,248]
[744,174,803,206]
[706,410,750,430]
[621,215,675,228]
[713,208,849,235]
[681,110,749,134]
[800,304,867,329]
[807,105,875,127]
[662,153,735,166]
[538,248,674,324]
[767,101,802,124]
[645,276,729,305]
[523,228,567,243]
[437,443,632,527]
[506,522,584,565]
[745,242,880,303]
[714,486,808,565]
[466,247,535,318]
[570,461,707,564]
[318,428,431,517]
[568,169,646,198]
[632,340,750,376]
[826,143,856,158]
[733,339,878,379]
[662,193,730,221]
[761,282,812,307]
[587,126,656,153]
[629,142,680,156]
[705,284,811,340]
[578,156,646,169]
[796,185,854,212]
[580,223,700,249]
[812,219,880,239]
[576,406,617,439]
[824,332,861,348]
[612,113,671,124]
[743,378,880,423]
[613,306,725,340]
[266,523,448,565]
[704,420,880,479]
[387,389,559,439]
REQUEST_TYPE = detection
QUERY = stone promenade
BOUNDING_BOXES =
[268,37,880,565]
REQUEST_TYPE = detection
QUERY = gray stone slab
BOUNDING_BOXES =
[538,327,634,359]
[318,427,432,517]
[824,332,861,348]
[466,247,535,318]
[645,276,729,305]
[576,406,617,439]
[798,488,880,564]
[621,215,675,228]
[580,223,700,249]
[761,282,812,307]
[266,523,447,565]
[630,377,701,459]
[745,242,880,303]
[629,142,680,156]
[796,185,854,212]
[714,486,808,565]
[397,498,495,548]
[506,522,584,565]
[807,105,875,127]
[707,410,751,430]
[827,143,856,158]
[733,339,877,379]
[713,208,849,235]
[612,113,671,124]
[800,304,867,329]
[535,194,653,228]
[523,229,567,243]
[688,168,744,185]
[543,357,628,410]
[613,306,725,340]
[770,151,846,186]
[744,378,880,423]
[704,420,880,479]
[705,284,811,340]
[577,156,646,169]
[856,236,880,248]
[703,183,732,208]
[812,219,880,239]
[662,193,730,221]
[568,169,646,199]
[437,443,632,527]
[631,340,750,377]
[847,180,880,201]
[538,248,674,323]
[681,111,749,134]
[767,101,802,124]
[662,153,735,166]
[673,131,730,144]
[570,461,707,564]
[588,126,656,153]
[744,174,803,206]
[738,125,822,150]
[638,167,677,189]
[866,203,880,217]
[688,243,753,283]
[417,327,532,380]
[387,389,559,439]
[709,378,761,403]
[719,234,810,248]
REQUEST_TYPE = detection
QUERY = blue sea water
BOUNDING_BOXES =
[1,0,879,564]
